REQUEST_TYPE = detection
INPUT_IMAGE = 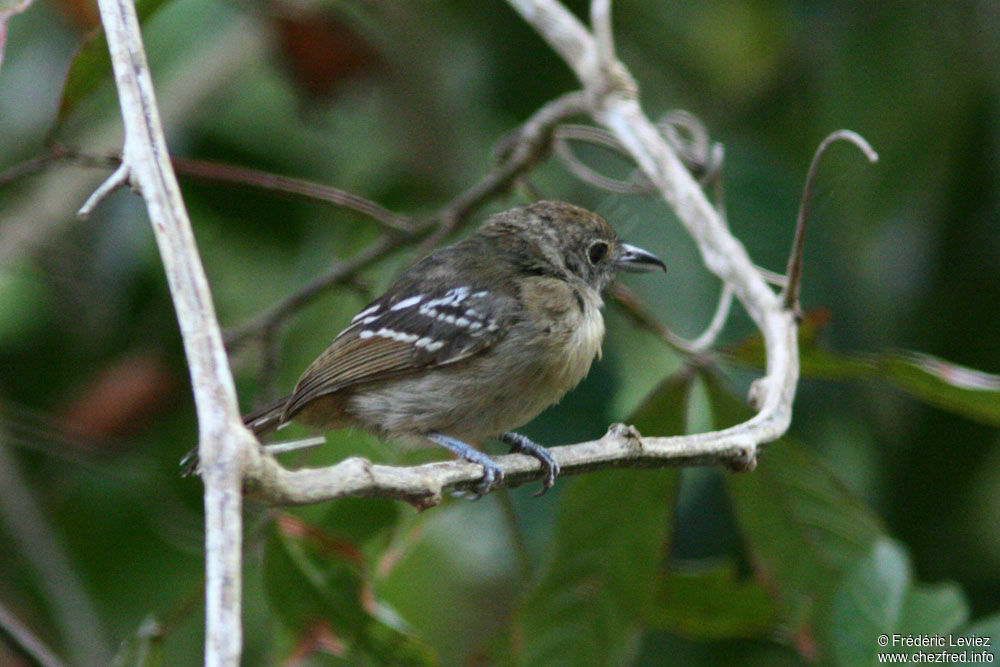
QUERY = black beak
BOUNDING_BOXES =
[617,243,667,273]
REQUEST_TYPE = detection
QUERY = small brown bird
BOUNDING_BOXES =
[245,201,665,494]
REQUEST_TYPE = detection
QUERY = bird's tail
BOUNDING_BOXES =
[180,396,292,476]
[243,395,291,436]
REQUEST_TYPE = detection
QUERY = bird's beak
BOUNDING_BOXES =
[617,243,667,273]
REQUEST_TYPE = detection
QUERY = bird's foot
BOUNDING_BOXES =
[500,432,560,496]
[427,432,504,498]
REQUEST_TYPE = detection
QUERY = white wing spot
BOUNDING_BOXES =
[351,304,381,322]
[390,295,423,311]
[414,337,444,352]
[360,327,419,344]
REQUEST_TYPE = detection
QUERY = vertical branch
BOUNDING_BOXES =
[508,0,800,451]
[506,0,597,82]
[88,0,253,664]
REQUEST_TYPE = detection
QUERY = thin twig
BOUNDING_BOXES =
[224,234,406,348]
[686,284,734,351]
[782,130,879,312]
[3,146,413,233]
[0,149,66,187]
[554,124,653,194]
[609,283,728,355]
[169,157,414,234]
[417,90,588,255]
[551,113,725,195]
[0,597,66,667]
[77,162,130,218]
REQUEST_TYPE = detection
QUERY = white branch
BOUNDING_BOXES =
[508,0,799,449]
[90,0,254,664]
[682,283,735,353]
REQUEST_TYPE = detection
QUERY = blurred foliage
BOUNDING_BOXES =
[2,0,999,664]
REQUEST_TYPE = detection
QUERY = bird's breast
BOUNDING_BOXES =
[541,285,605,393]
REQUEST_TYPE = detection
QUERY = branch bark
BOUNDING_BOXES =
[90,0,252,664]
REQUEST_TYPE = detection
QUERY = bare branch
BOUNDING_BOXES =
[590,0,614,67]
[418,90,588,253]
[244,423,756,510]
[169,157,414,234]
[224,234,404,348]
[77,162,130,218]
[782,130,879,312]
[90,0,253,663]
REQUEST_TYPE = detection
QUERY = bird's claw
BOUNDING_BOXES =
[500,432,560,496]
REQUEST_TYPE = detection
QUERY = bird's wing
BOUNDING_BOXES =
[281,284,517,421]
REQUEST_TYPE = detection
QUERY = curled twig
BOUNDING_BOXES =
[551,111,724,195]
[554,124,652,193]
[782,130,879,313]
[609,282,732,355]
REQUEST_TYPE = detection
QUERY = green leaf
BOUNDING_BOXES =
[828,538,969,666]
[511,374,688,665]
[878,350,1000,426]
[57,0,171,121]
[648,559,778,640]
[263,515,434,664]
[708,373,883,649]
[728,318,1000,426]
[708,373,975,661]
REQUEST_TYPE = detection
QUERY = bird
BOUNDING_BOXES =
[244,200,666,495]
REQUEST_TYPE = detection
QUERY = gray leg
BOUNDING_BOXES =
[499,432,560,495]
[427,432,504,496]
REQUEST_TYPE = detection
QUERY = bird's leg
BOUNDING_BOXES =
[427,432,504,497]
[499,432,560,495]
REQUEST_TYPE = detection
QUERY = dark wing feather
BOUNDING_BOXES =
[281,284,517,421]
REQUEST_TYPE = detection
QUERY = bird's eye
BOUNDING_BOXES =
[587,240,609,265]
